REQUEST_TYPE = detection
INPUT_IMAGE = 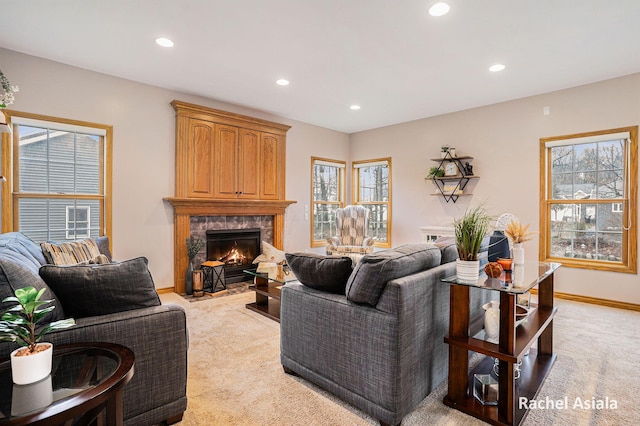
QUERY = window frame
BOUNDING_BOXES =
[1,110,112,243]
[352,157,392,248]
[310,157,346,247]
[539,126,637,273]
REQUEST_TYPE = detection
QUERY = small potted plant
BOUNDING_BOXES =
[440,145,450,158]
[0,287,75,384]
[453,205,492,280]
[426,166,444,180]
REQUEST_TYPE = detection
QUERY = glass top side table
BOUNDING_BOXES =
[441,260,560,426]
[0,342,135,426]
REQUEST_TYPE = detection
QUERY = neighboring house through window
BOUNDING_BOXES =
[353,157,391,247]
[540,126,637,273]
[311,157,345,246]
[1,112,112,242]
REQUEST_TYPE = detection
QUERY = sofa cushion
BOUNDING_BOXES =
[39,257,161,318]
[95,236,113,261]
[0,257,65,323]
[433,236,459,264]
[285,252,353,294]
[345,244,441,306]
[0,232,64,323]
[40,238,105,265]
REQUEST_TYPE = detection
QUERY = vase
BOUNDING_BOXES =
[10,343,53,385]
[185,261,194,295]
[483,301,500,343]
[512,243,525,265]
[456,259,480,281]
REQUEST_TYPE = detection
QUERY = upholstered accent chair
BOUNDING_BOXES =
[326,205,376,256]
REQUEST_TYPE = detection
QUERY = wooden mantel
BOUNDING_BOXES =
[164,198,296,294]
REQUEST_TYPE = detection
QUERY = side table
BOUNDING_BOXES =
[441,261,560,426]
[0,342,135,426]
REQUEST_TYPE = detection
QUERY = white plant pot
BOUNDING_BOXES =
[11,374,53,416]
[456,259,480,281]
[10,343,53,385]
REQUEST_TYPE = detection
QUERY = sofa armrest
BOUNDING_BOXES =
[3,304,188,423]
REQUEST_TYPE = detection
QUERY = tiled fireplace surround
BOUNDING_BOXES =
[189,215,274,272]
[164,198,295,293]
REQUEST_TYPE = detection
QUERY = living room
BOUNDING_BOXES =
[1,1,640,425]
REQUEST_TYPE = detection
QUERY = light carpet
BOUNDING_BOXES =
[160,291,640,425]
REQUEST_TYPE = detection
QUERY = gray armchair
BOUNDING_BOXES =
[326,205,376,256]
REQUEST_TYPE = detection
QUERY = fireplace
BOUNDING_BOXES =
[206,228,260,283]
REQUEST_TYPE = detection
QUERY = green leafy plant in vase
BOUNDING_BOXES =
[426,166,445,180]
[0,287,75,384]
[453,205,492,280]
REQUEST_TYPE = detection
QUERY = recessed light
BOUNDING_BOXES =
[350,105,361,110]
[429,2,450,17]
[155,37,174,48]
[489,64,506,72]
[276,79,290,86]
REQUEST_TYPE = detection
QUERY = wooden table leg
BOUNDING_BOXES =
[105,389,124,426]
[447,284,470,401]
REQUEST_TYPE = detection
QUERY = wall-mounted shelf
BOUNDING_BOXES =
[428,153,478,203]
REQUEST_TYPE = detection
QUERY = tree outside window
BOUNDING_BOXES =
[353,158,391,247]
[311,157,345,246]
[540,127,637,273]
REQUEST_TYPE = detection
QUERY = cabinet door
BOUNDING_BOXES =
[238,129,260,199]
[186,119,215,198]
[213,124,239,199]
[260,133,280,199]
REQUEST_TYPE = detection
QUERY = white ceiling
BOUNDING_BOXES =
[2,0,640,134]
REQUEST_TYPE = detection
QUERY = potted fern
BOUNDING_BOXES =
[453,205,492,280]
[0,287,75,384]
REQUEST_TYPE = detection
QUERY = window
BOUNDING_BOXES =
[540,127,637,273]
[311,157,345,246]
[353,158,391,247]
[1,112,112,242]
[66,206,90,239]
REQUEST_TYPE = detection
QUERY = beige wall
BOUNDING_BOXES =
[350,73,640,304]
[3,46,638,303]
[0,47,349,289]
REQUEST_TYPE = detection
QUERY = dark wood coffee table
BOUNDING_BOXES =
[0,342,135,426]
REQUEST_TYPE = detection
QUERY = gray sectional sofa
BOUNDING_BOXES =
[0,232,187,425]
[281,243,489,426]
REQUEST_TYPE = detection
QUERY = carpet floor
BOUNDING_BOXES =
[160,291,640,425]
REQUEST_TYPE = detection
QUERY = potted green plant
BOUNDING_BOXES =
[426,166,444,180]
[0,287,75,384]
[453,205,492,280]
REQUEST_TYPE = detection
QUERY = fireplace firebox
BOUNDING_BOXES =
[206,228,260,283]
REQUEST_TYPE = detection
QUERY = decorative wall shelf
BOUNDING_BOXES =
[429,153,478,203]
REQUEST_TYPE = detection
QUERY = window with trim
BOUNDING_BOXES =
[353,157,391,247]
[311,157,345,246]
[1,112,112,243]
[540,126,637,273]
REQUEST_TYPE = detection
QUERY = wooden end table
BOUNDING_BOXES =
[0,342,135,426]
[441,261,560,425]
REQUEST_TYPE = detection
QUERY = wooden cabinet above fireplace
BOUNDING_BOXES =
[171,100,291,201]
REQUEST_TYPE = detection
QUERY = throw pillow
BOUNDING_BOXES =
[252,241,286,264]
[40,239,103,265]
[285,252,353,294]
[39,257,161,318]
[0,256,66,323]
[433,236,458,264]
[345,244,441,306]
